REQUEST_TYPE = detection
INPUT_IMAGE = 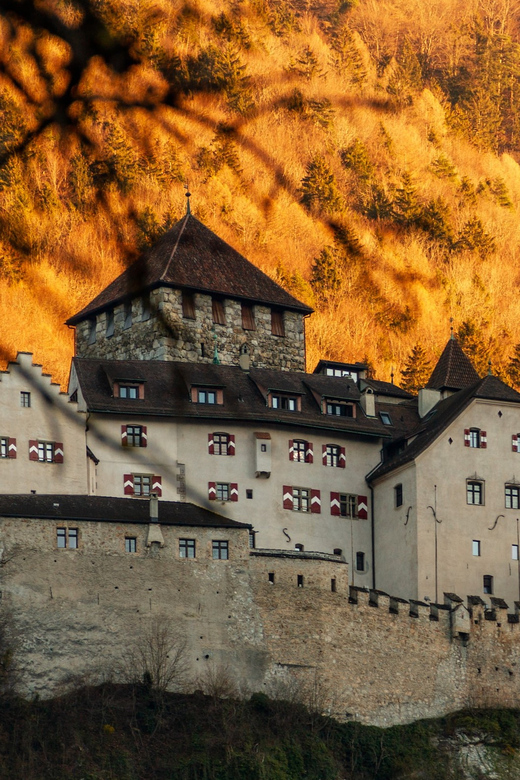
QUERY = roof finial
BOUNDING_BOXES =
[488,358,492,376]
[450,317,454,340]
[390,366,394,385]
[212,326,220,365]
[184,182,191,215]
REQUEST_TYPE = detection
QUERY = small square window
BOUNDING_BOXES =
[125,537,137,553]
[197,389,217,404]
[380,412,392,425]
[394,483,403,508]
[261,443,267,452]
[57,528,77,549]
[472,540,481,557]
[246,489,253,499]
[119,385,140,399]
[179,539,196,558]
[292,487,310,512]
[297,574,304,587]
[126,425,143,447]
[212,540,229,560]
[20,392,31,408]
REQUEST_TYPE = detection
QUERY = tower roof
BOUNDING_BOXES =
[425,338,480,391]
[66,214,313,325]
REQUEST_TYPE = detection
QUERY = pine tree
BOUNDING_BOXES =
[400,344,432,394]
[457,321,489,376]
[507,344,520,389]
[300,156,342,214]
[310,247,342,304]
[394,173,420,225]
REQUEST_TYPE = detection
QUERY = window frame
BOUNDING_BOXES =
[125,537,137,553]
[467,480,484,505]
[0,437,7,458]
[292,487,310,513]
[38,441,55,463]
[325,444,341,468]
[339,493,357,518]
[133,474,152,497]
[394,483,403,508]
[126,425,143,447]
[271,394,299,411]
[483,574,493,594]
[472,539,481,557]
[325,400,354,417]
[119,385,139,399]
[57,527,78,549]
[179,538,196,559]
[469,428,480,448]
[380,411,392,425]
[513,544,519,561]
[20,391,31,408]
[505,484,520,510]
[356,551,365,572]
[212,540,229,560]
[292,439,307,463]
[216,482,230,502]
[213,433,229,455]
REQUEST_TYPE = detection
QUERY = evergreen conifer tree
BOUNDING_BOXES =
[300,156,342,214]
[507,344,520,389]
[400,344,432,393]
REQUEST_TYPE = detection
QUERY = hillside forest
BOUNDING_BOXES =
[3,0,520,388]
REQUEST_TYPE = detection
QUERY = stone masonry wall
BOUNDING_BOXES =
[75,289,306,371]
[4,517,520,727]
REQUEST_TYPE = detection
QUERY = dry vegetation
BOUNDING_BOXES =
[3,0,520,384]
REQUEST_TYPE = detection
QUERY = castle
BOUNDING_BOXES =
[3,207,520,725]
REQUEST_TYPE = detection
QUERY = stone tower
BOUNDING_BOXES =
[67,213,312,372]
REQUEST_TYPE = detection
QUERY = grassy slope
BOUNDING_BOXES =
[1,0,520,384]
[2,684,520,779]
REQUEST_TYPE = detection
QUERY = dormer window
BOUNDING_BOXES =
[115,383,144,400]
[270,393,300,411]
[325,400,354,417]
[191,386,224,405]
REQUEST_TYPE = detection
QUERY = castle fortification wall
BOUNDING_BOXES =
[3,517,520,727]
[75,289,306,371]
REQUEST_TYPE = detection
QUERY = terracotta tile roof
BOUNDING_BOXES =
[0,494,249,528]
[368,374,520,482]
[67,214,313,324]
[72,359,389,439]
[426,338,480,391]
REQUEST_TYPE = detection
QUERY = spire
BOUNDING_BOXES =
[184,182,191,215]
[426,337,480,392]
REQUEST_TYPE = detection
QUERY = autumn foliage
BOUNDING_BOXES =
[3,0,520,386]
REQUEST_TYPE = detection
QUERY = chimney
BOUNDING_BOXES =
[239,344,251,371]
[150,492,159,523]
[418,388,441,418]
[360,388,376,417]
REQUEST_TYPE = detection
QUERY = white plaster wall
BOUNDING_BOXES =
[86,415,380,584]
[0,354,87,494]
[373,464,418,599]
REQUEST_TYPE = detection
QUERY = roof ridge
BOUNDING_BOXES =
[161,213,190,283]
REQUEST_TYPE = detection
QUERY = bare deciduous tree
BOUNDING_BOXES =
[121,617,189,694]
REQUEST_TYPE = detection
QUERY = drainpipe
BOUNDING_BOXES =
[370,484,376,589]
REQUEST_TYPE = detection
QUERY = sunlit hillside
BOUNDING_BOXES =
[2,0,520,386]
